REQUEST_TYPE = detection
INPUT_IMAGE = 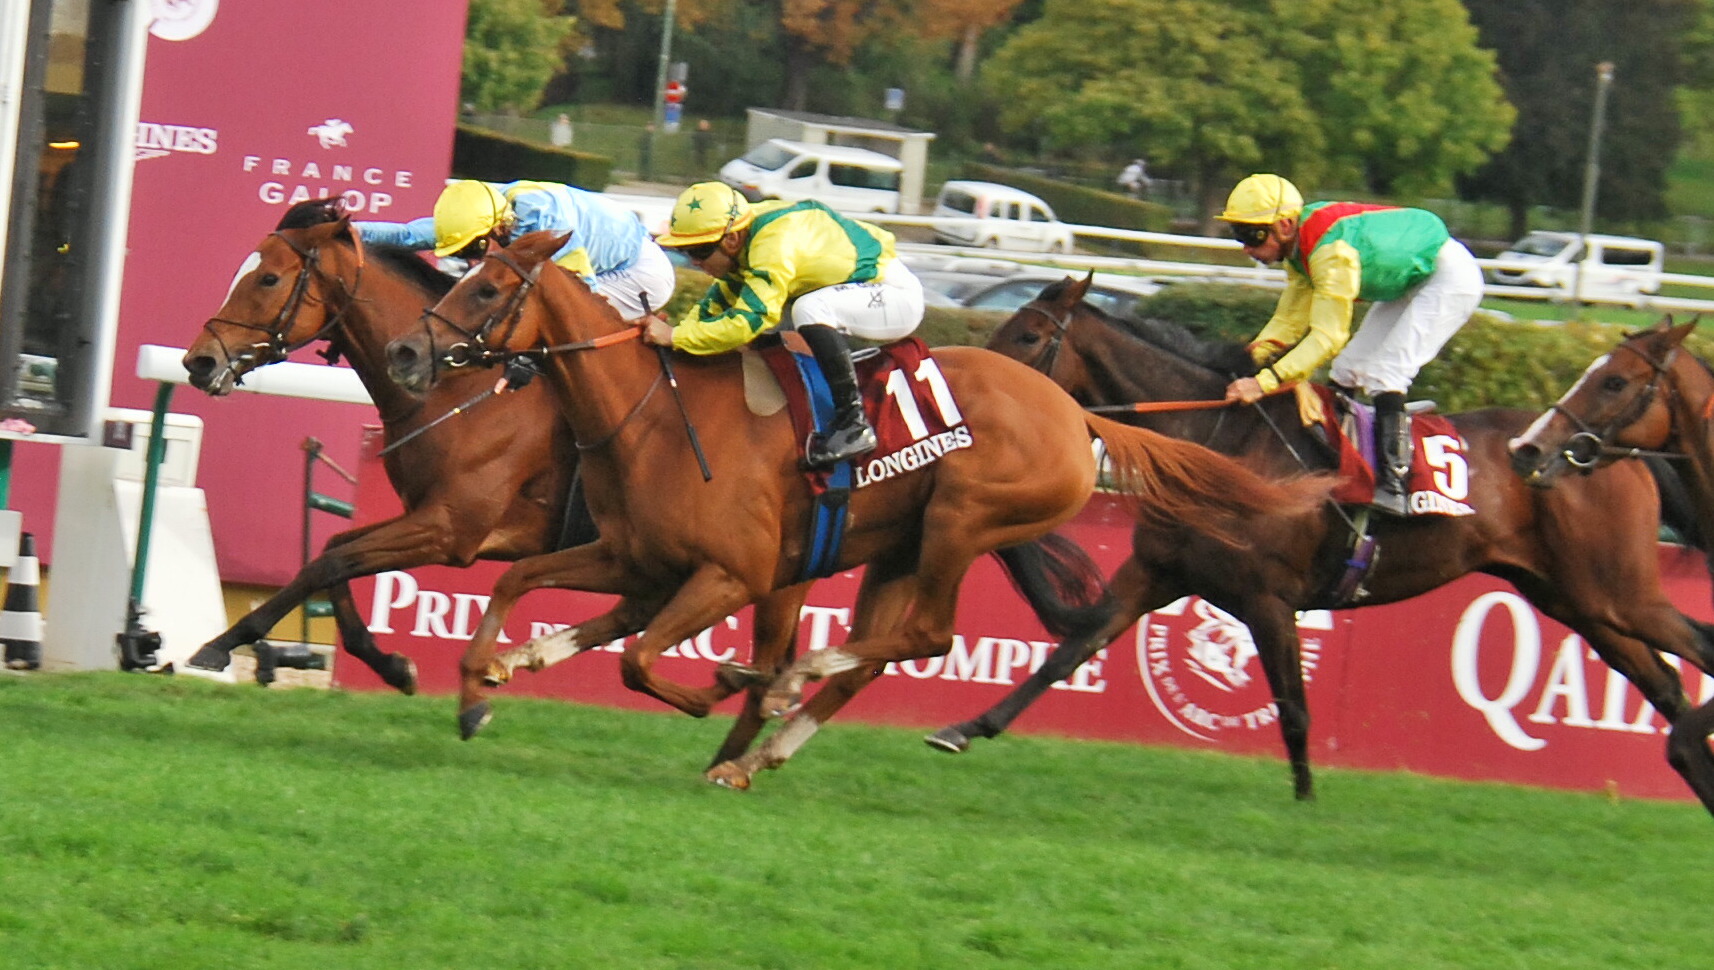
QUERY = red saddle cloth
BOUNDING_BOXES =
[759,336,973,494]
[1308,384,1476,516]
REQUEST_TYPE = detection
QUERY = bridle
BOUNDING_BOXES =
[1015,302,1072,380]
[1548,339,1684,469]
[200,228,366,375]
[410,248,664,456]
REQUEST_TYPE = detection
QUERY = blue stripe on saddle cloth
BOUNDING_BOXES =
[784,349,854,581]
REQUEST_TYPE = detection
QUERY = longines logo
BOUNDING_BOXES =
[134,121,219,160]
[1136,597,1324,741]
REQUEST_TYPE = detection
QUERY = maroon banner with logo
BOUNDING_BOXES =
[342,433,1714,802]
[9,2,468,583]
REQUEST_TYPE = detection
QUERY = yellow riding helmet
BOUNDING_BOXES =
[1218,174,1304,224]
[656,181,754,247]
[432,180,511,256]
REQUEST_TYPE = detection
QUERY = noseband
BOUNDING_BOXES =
[417,248,541,372]
[1549,340,1681,469]
[201,229,366,372]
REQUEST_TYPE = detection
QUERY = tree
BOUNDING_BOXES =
[462,0,579,114]
[1460,0,1694,239]
[911,0,1029,82]
[983,0,1512,226]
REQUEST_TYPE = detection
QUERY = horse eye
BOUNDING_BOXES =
[258,273,280,287]
[1017,331,1041,346]
[1602,375,1629,393]
[476,282,500,300]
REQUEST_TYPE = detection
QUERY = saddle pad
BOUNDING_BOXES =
[759,336,973,495]
[1309,385,1475,517]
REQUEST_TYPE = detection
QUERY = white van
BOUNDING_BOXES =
[717,138,903,214]
[1488,231,1664,301]
[932,180,1076,254]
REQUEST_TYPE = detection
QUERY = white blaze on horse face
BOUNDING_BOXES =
[224,251,262,302]
[1512,353,1611,449]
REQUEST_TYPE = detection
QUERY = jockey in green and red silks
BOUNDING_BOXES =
[1215,174,1484,516]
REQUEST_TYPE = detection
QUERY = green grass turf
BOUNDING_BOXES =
[2,672,1710,969]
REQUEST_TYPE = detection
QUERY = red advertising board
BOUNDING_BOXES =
[342,432,1714,803]
[10,2,468,583]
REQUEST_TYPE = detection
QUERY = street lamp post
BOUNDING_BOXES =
[1572,61,1616,311]
[652,0,679,130]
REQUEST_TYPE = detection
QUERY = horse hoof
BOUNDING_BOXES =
[715,662,766,692]
[381,654,418,696]
[186,643,232,671]
[458,702,492,740]
[761,691,800,720]
[705,763,752,790]
[923,726,972,754]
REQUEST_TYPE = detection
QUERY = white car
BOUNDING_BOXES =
[1487,231,1664,301]
[931,180,1076,254]
[957,272,1163,318]
[717,139,903,213]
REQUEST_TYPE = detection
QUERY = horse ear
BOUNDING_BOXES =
[509,230,569,267]
[1063,271,1093,306]
[1667,317,1698,347]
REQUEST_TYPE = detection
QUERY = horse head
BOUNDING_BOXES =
[386,230,574,393]
[1508,316,1698,486]
[184,209,366,395]
[985,273,1092,382]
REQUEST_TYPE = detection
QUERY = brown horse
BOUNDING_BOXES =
[928,276,1714,812]
[382,231,1324,788]
[180,201,807,739]
[1508,318,1714,812]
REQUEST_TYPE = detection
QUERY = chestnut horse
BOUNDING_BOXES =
[383,231,1325,788]
[928,276,1714,811]
[1509,318,1714,813]
[180,202,809,746]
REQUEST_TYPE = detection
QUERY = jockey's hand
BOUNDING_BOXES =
[1224,376,1265,405]
[642,315,675,348]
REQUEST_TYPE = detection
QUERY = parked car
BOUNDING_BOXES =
[717,138,903,213]
[957,271,1164,319]
[931,180,1076,253]
[1487,231,1664,302]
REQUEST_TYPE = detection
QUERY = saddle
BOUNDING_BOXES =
[753,334,974,580]
[1307,384,1475,518]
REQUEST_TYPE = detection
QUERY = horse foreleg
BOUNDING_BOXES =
[187,518,418,682]
[487,595,659,684]
[710,568,917,789]
[457,541,632,739]
[927,557,1168,753]
[614,564,764,718]
[706,583,810,770]
[324,581,418,694]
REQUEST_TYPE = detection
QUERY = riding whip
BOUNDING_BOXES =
[647,296,713,482]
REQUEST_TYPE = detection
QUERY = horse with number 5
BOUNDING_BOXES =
[928,276,1714,814]
[382,230,1327,788]
[180,201,815,763]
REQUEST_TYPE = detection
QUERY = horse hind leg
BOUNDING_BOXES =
[1665,699,1714,819]
[927,557,1169,754]
[325,581,417,694]
[1240,598,1315,801]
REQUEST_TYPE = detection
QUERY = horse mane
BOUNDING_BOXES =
[1037,278,1257,378]
[273,197,454,299]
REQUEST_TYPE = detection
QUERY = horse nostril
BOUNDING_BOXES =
[184,355,216,382]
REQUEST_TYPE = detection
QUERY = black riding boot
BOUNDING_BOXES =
[799,323,877,469]
[1372,391,1411,516]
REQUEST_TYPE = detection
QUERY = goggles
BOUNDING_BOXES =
[1229,223,1272,248]
[678,240,722,262]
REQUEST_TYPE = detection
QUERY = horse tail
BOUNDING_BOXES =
[991,534,1114,641]
[1084,412,1332,547]
[1648,455,1704,550]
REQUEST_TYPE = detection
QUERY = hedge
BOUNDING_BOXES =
[452,123,614,190]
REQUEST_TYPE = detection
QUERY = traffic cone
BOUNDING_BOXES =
[1,532,44,670]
